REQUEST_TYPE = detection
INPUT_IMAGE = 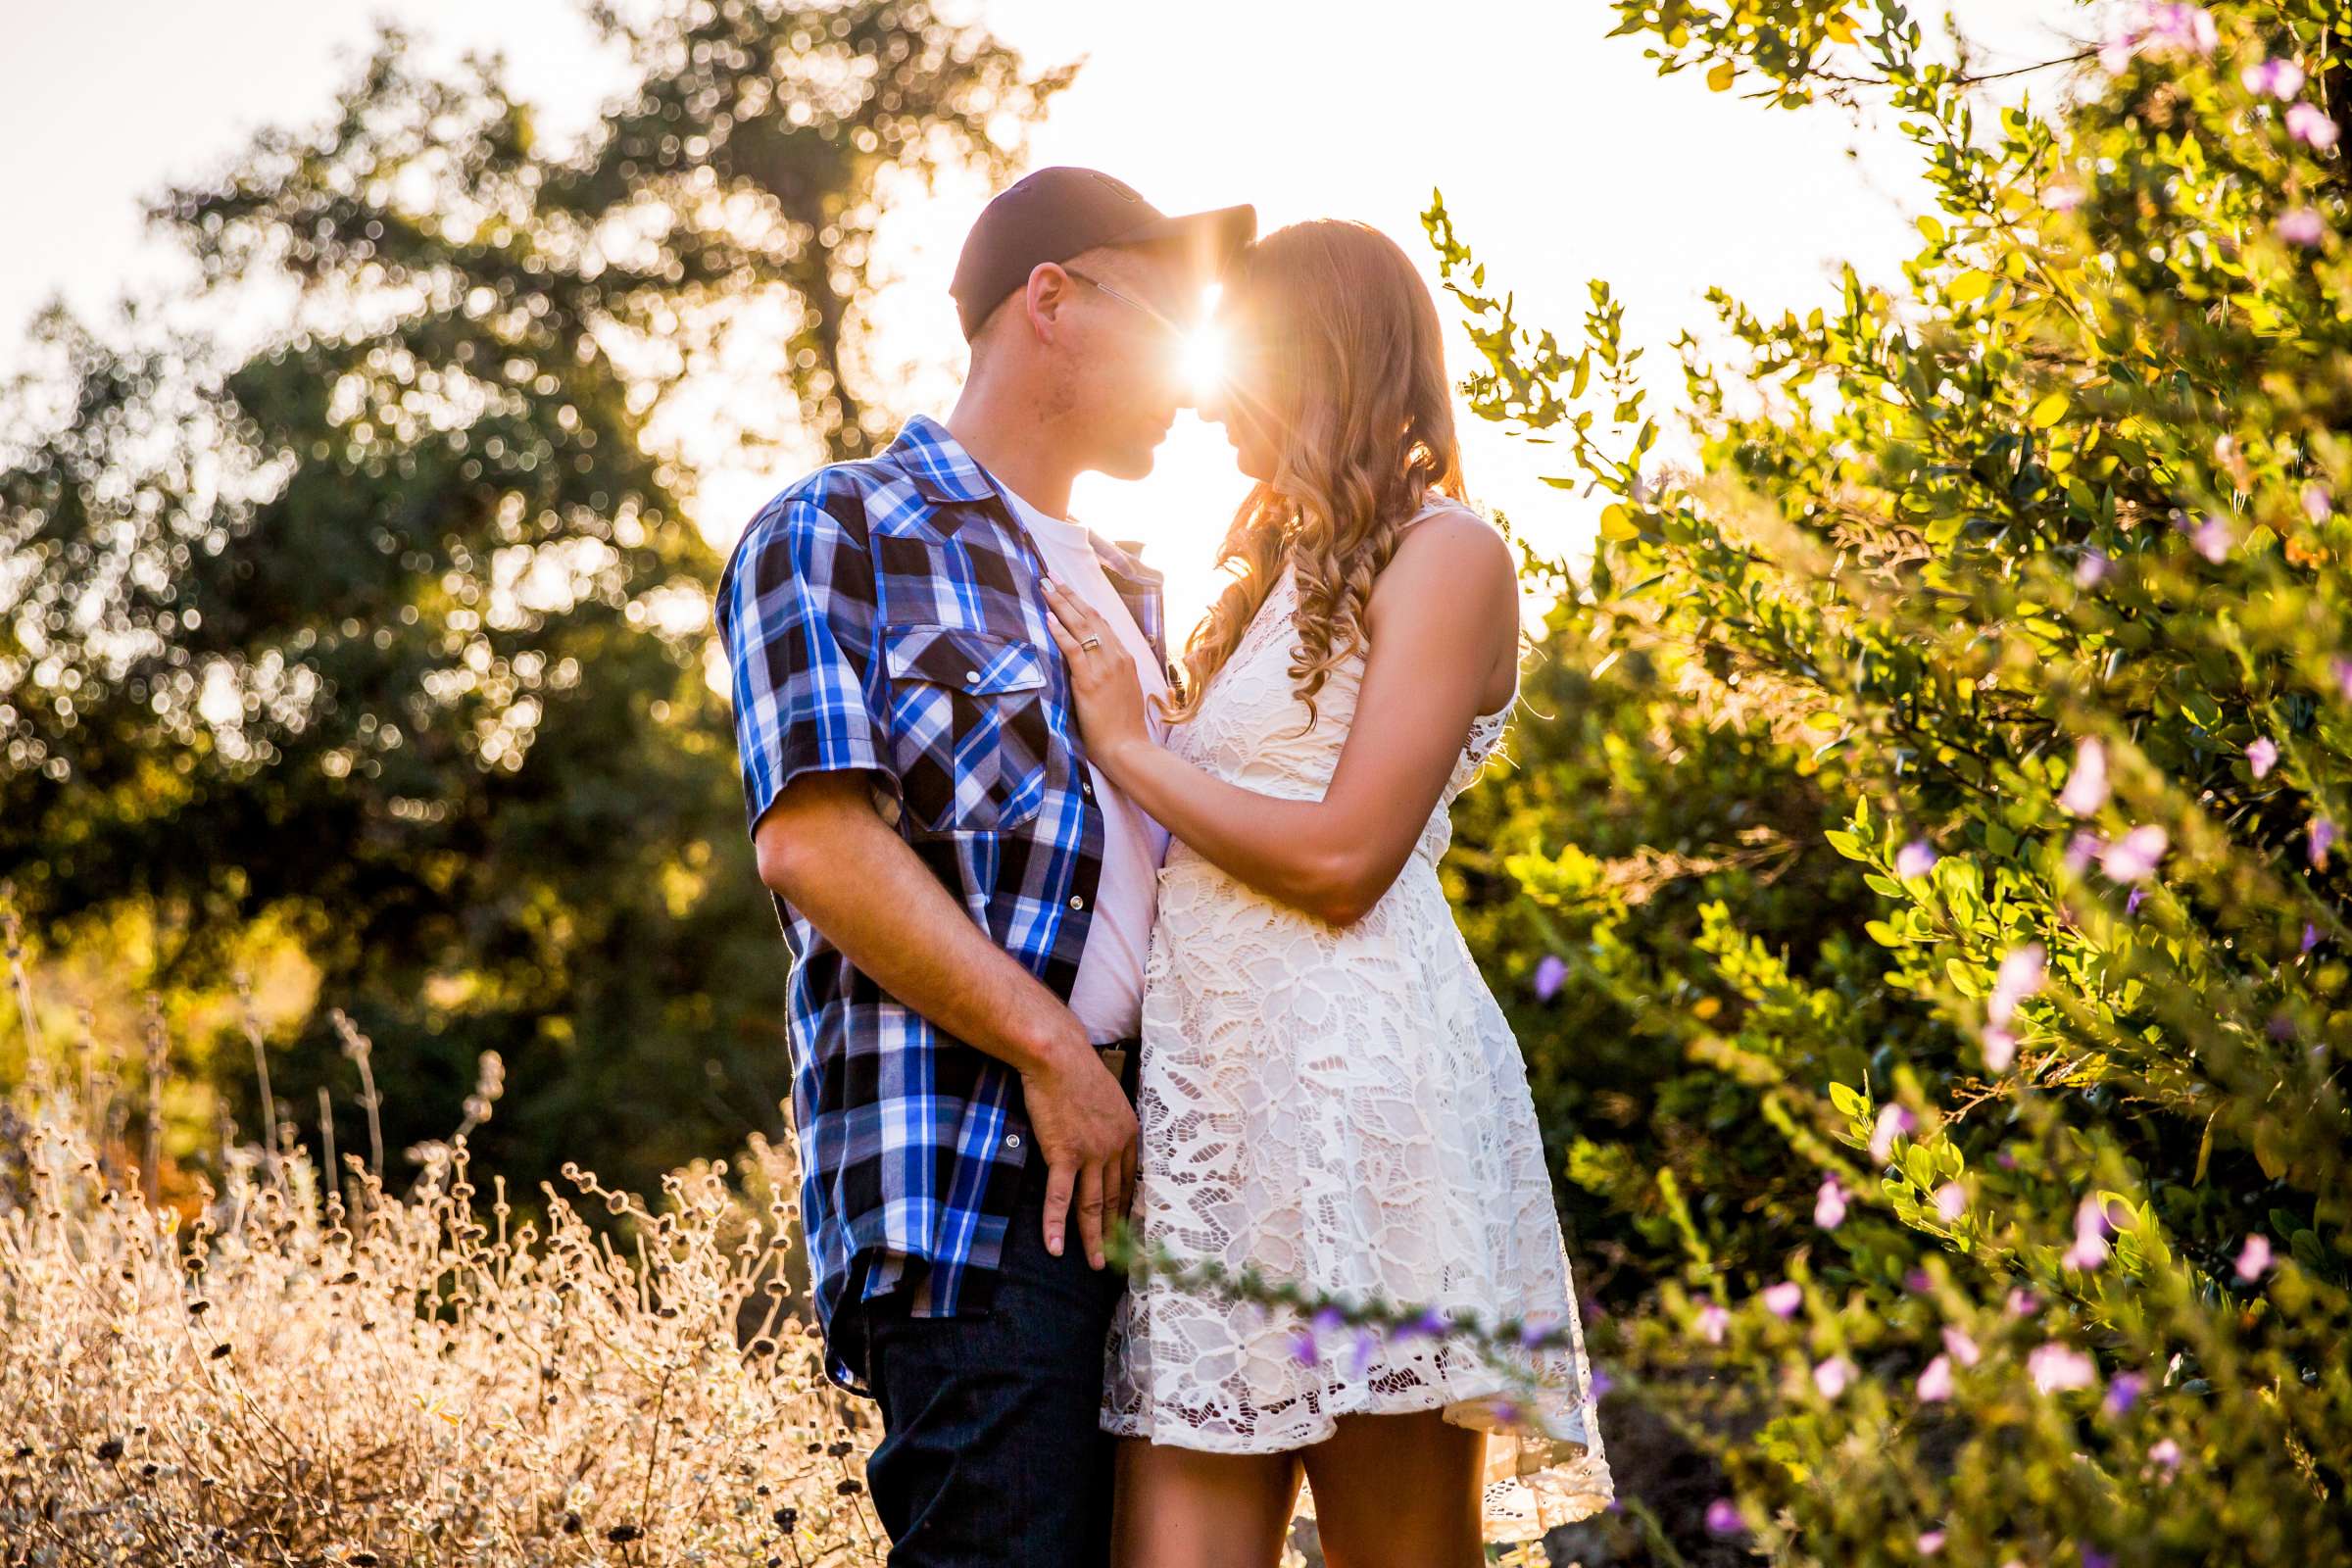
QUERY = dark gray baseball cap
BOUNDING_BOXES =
[950,167,1256,340]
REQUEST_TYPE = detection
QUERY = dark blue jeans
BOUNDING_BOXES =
[858,1048,1137,1568]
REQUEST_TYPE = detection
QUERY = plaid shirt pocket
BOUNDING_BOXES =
[880,622,1054,836]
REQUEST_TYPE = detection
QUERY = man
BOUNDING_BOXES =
[713,168,1254,1566]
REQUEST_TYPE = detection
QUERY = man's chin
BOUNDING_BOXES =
[1098,444,1162,481]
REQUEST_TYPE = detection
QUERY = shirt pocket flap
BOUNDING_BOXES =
[883,624,1049,697]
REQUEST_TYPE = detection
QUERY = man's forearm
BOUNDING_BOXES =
[755,771,1090,1078]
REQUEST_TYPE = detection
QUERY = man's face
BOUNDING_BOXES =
[1045,246,1204,480]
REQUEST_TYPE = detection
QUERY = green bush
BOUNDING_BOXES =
[1434,2,2352,1561]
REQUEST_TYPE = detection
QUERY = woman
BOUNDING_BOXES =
[1039,220,1613,1567]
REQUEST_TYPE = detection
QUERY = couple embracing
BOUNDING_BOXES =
[715,167,1611,1568]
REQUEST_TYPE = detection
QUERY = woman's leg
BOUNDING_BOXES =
[1109,1437,1302,1568]
[1298,1411,1487,1568]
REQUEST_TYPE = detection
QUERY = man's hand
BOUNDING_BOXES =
[1019,1031,1139,1270]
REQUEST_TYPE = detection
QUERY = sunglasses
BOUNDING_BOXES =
[1060,266,1195,343]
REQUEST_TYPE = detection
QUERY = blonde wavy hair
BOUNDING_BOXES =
[1160,219,1468,729]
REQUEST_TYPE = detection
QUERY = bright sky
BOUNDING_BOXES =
[0,0,2076,631]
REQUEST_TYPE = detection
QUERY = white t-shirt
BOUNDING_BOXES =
[1001,487,1172,1044]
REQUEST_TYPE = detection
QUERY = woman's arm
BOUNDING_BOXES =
[1041,511,1519,926]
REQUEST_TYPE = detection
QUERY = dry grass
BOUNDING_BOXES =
[0,925,887,1566]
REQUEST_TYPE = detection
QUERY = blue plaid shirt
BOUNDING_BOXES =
[714,415,1167,1395]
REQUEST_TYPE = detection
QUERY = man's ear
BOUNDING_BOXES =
[1022,262,1076,345]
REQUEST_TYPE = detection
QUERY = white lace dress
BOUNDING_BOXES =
[1099,538,1614,1541]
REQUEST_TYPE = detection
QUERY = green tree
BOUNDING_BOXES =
[0,3,1068,1199]
[1436,1,2351,1560]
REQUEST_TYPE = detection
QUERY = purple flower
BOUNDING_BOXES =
[1762,1282,1803,1319]
[1289,1330,1320,1367]
[1934,1183,1968,1223]
[1895,839,1939,878]
[1919,1530,1947,1556]
[1871,1103,1918,1162]
[2126,886,2147,916]
[2059,737,2110,814]
[1813,1353,1857,1398]
[1917,1353,1955,1402]
[1312,1305,1347,1335]
[2302,922,2322,956]
[1904,1268,1933,1294]
[2076,549,2111,586]
[2186,514,2232,562]
[1815,1175,1850,1230]
[2243,57,2307,98]
[2278,207,2328,247]
[1942,1326,1982,1367]
[2029,1342,2098,1394]
[2107,1371,2146,1415]
[1705,1497,1744,1537]
[1694,1300,1731,1345]
[2310,816,2338,870]
[1348,1329,1378,1376]
[1988,943,2047,1026]
[2236,1234,2274,1281]
[1518,1312,1556,1348]
[2065,829,2105,874]
[2304,483,2333,522]
[2287,101,2341,150]
[2083,1550,2115,1568]
[1587,1368,1615,1401]
[1491,1398,1521,1425]
[1533,955,1569,1003]
[1396,1306,1450,1340]
[2101,824,2169,883]
[2247,737,2278,778]
[2334,658,2352,701]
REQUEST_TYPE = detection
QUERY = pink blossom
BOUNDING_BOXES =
[1988,943,2047,1025]
[1942,1325,1983,1366]
[1533,955,1569,1002]
[2076,549,2111,586]
[1935,1183,1968,1223]
[1919,1530,1947,1556]
[2247,737,2278,778]
[2287,102,2341,150]
[1917,1353,1955,1401]
[1706,1497,1744,1536]
[2150,1437,2183,1471]
[1762,1282,1803,1319]
[1871,1103,1917,1162]
[2242,57,2307,99]
[2065,1194,2113,1271]
[2043,180,2086,213]
[2187,515,2232,562]
[2235,1233,2274,1281]
[1694,1300,1731,1344]
[1895,839,1939,878]
[1813,1354,1857,1398]
[2336,658,2352,701]
[2059,737,2110,814]
[2311,817,2338,870]
[2103,3,2216,70]
[2278,208,2328,247]
[2029,1342,2098,1393]
[2304,483,2333,522]
[1815,1175,1850,1230]
[2101,824,2168,883]
[1982,1024,2018,1071]
[2008,1287,2041,1317]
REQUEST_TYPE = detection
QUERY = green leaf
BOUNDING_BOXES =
[1948,270,1993,303]
[1825,830,1867,860]
[2029,391,2069,428]
[1945,958,1983,999]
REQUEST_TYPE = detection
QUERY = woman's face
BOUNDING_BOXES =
[1197,292,1284,484]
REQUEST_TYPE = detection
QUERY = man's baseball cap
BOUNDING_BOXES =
[950,167,1256,341]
